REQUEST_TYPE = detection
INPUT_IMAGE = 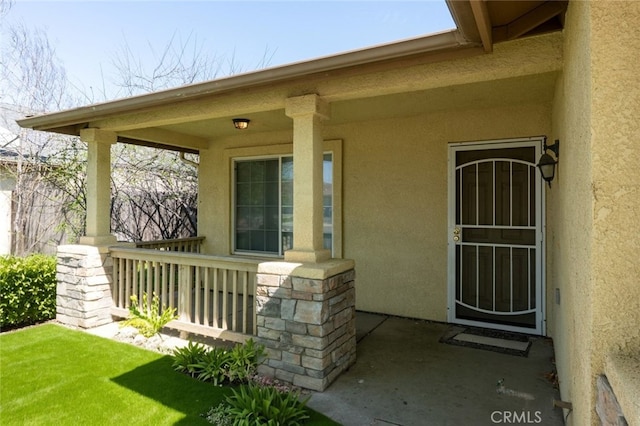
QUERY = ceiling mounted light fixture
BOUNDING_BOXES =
[233,118,250,130]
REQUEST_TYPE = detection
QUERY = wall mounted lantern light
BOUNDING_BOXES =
[537,138,560,187]
[233,118,250,130]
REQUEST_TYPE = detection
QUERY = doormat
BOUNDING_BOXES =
[439,326,532,357]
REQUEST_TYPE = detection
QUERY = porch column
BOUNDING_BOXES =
[79,128,117,246]
[284,94,331,263]
[55,129,117,330]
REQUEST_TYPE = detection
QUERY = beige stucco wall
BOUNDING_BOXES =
[551,1,640,424]
[199,99,552,321]
[195,32,561,323]
[328,104,552,320]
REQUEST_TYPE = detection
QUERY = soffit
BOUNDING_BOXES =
[158,71,558,140]
[448,0,567,52]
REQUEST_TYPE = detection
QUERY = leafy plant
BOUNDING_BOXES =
[223,383,310,426]
[172,339,266,387]
[193,347,232,386]
[122,292,177,337]
[226,339,266,383]
[0,255,56,329]
[202,403,233,426]
[172,341,209,377]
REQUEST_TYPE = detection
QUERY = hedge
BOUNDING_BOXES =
[0,255,57,329]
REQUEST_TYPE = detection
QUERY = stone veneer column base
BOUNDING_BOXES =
[56,244,114,329]
[255,259,356,392]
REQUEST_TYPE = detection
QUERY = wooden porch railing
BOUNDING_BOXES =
[110,246,258,343]
[134,236,205,253]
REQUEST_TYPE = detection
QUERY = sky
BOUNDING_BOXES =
[3,1,455,102]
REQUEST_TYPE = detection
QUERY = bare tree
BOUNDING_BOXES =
[111,31,224,97]
[0,19,83,255]
[1,25,70,115]
[110,144,197,242]
[0,0,13,20]
[108,31,276,98]
[1,16,275,251]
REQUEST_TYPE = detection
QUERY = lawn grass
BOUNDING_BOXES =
[0,323,339,425]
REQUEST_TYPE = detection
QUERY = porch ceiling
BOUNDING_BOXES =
[153,71,558,141]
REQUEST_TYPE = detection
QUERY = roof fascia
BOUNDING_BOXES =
[447,0,482,44]
[17,30,472,134]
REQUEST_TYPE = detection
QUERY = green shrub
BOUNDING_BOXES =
[223,383,310,426]
[173,341,210,378]
[172,339,265,386]
[227,338,266,383]
[0,254,57,329]
[122,292,177,337]
[194,347,232,385]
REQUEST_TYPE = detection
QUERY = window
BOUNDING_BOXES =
[234,154,333,256]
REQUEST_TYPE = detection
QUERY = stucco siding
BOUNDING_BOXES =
[590,0,640,359]
[550,1,594,423]
[194,33,561,323]
[551,1,640,424]
[590,1,640,424]
[333,104,552,320]
[199,100,553,322]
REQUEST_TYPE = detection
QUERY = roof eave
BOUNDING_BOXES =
[17,29,473,134]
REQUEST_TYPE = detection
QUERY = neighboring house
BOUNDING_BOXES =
[0,123,67,256]
[17,1,640,425]
[0,151,17,255]
[0,125,21,255]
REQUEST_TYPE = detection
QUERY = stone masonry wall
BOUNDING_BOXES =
[255,268,356,391]
[56,245,114,329]
[596,375,628,426]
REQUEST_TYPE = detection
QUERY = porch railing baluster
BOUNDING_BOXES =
[125,259,132,308]
[232,270,238,332]
[146,260,153,306]
[242,271,248,335]
[109,245,258,343]
[118,258,125,307]
[252,272,257,336]
[161,262,168,308]
[153,261,160,300]
[178,264,189,323]
[212,268,219,328]
[203,268,210,327]
[169,263,176,310]
[194,266,201,325]
[137,259,143,304]
[222,271,228,330]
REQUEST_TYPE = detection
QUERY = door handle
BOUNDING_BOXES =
[453,227,460,242]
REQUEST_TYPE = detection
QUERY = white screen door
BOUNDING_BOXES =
[447,138,544,334]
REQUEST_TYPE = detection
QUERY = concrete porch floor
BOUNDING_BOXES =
[307,312,565,426]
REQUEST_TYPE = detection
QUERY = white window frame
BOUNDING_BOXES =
[226,140,343,259]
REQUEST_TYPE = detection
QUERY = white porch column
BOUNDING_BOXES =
[79,128,117,246]
[284,94,331,263]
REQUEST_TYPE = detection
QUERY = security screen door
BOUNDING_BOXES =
[448,139,544,334]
